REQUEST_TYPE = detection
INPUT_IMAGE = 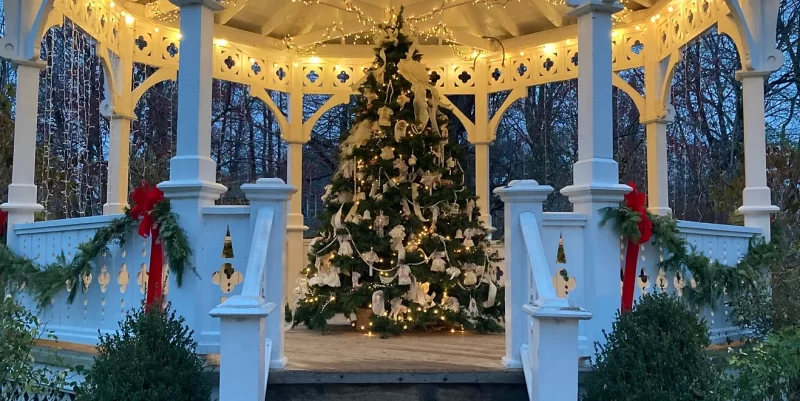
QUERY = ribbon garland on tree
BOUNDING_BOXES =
[129,183,166,308]
[620,182,652,313]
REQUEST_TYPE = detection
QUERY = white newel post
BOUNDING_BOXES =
[2,62,45,247]
[159,0,227,350]
[736,71,777,241]
[561,0,629,351]
[493,180,553,368]
[211,178,295,401]
[242,178,296,368]
[104,115,134,215]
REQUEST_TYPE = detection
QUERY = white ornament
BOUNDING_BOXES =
[463,271,478,286]
[442,295,460,312]
[408,154,417,166]
[374,211,389,237]
[337,234,353,256]
[397,93,411,108]
[429,206,440,229]
[378,107,394,126]
[465,199,475,222]
[380,146,395,160]
[446,266,461,280]
[394,120,409,142]
[393,158,409,181]
[362,210,372,220]
[397,264,412,285]
[362,248,379,276]
[420,171,441,193]
[401,198,412,217]
[321,184,332,201]
[455,229,464,239]
[372,291,386,316]
[352,271,362,289]
[323,267,341,287]
[430,252,447,272]
[369,181,380,198]
[406,280,436,308]
[364,89,378,105]
[389,297,409,320]
[467,298,479,318]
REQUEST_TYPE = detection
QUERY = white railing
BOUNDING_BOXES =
[637,220,761,342]
[210,178,295,401]
[494,180,592,401]
[8,206,253,353]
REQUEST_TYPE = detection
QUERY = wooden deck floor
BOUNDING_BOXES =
[284,325,507,372]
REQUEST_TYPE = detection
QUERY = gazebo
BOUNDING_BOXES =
[0,0,783,400]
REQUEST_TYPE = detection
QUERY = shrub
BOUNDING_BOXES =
[0,296,68,399]
[726,326,800,400]
[77,302,210,401]
[581,293,727,401]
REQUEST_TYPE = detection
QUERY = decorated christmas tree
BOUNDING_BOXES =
[292,13,504,337]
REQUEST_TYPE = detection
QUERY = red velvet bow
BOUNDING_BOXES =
[621,182,652,313]
[129,182,165,309]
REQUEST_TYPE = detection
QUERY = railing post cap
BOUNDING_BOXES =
[493,180,554,201]
[241,178,297,202]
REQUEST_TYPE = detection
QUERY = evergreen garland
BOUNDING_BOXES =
[0,201,193,306]
[600,205,780,309]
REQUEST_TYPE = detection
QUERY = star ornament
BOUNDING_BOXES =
[420,171,442,190]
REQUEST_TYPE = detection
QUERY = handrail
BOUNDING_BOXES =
[239,206,274,297]
[519,212,569,308]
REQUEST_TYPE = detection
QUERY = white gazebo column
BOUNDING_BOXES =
[285,140,308,310]
[158,0,227,347]
[103,115,134,215]
[736,71,777,241]
[2,61,45,246]
[561,0,629,352]
[474,141,492,229]
[643,118,671,216]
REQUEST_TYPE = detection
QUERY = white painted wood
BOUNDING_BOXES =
[240,178,297,369]
[104,116,134,215]
[493,180,553,368]
[736,72,778,241]
[559,1,630,354]
[2,62,45,248]
[645,121,670,216]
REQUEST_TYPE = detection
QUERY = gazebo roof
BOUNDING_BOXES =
[130,0,654,57]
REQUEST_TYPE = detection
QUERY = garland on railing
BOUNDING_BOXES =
[0,183,193,307]
[600,184,781,310]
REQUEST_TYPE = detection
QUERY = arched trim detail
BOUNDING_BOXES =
[612,74,645,116]
[26,0,57,60]
[302,93,350,143]
[131,68,178,106]
[250,88,291,139]
[488,87,526,141]
[658,52,682,115]
[439,94,475,138]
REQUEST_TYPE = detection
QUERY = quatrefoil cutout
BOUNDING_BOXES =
[552,269,577,298]
[212,263,243,294]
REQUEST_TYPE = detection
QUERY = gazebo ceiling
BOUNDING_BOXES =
[129,0,653,54]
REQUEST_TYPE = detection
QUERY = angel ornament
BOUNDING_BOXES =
[374,211,389,237]
[465,199,476,222]
[362,247,380,276]
[430,252,447,272]
[393,158,409,182]
[389,298,409,320]
[397,264,412,285]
